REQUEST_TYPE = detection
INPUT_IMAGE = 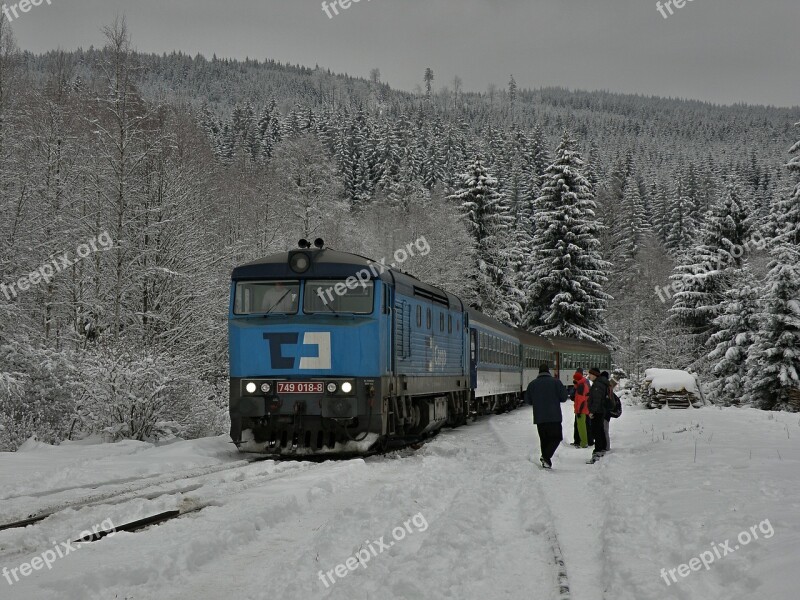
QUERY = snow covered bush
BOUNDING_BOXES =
[0,341,83,451]
[74,346,228,442]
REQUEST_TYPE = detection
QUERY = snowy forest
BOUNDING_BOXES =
[1,18,798,451]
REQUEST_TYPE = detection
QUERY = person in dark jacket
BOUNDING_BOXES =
[587,368,611,462]
[602,371,615,450]
[524,363,568,469]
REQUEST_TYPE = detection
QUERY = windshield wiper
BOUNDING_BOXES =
[263,289,293,314]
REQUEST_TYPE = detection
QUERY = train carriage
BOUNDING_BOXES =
[467,309,523,414]
[518,331,558,400]
[550,336,613,387]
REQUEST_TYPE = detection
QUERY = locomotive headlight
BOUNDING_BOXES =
[341,381,353,394]
[326,382,337,393]
[260,383,271,393]
[245,382,257,394]
[289,252,311,273]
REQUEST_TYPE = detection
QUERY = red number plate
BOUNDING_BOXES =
[277,381,323,394]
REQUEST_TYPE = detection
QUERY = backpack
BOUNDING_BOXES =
[607,388,623,419]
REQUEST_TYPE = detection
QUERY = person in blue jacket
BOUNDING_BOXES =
[524,363,568,469]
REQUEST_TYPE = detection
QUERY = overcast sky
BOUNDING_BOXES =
[7,0,799,107]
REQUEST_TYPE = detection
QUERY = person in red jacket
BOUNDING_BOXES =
[572,369,590,448]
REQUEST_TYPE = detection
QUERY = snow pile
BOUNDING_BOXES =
[644,368,700,395]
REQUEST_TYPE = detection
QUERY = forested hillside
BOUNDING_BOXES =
[1,18,797,450]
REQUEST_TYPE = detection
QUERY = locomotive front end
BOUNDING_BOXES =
[228,243,389,455]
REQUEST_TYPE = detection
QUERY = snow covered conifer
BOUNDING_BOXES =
[523,131,611,342]
[669,180,753,364]
[706,266,760,405]
[771,122,800,248]
[449,157,521,323]
[621,176,647,259]
[745,243,800,410]
[665,182,695,256]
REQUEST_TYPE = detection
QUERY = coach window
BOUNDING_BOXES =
[426,308,432,329]
[416,305,422,327]
[448,315,452,334]
[440,313,444,332]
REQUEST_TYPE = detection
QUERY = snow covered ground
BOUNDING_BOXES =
[1,402,798,599]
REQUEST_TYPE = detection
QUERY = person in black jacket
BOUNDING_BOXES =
[524,363,568,469]
[587,368,611,462]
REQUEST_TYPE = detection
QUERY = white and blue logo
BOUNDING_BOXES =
[262,332,331,370]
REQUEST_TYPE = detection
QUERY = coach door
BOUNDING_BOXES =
[469,327,478,389]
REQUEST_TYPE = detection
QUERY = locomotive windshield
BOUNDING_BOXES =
[234,280,300,315]
[304,280,374,314]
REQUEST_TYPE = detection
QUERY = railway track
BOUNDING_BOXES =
[0,457,335,565]
[0,456,277,533]
[0,432,435,537]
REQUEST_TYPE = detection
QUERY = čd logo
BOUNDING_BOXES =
[262,332,332,370]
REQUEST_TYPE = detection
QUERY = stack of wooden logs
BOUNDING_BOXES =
[645,389,700,409]
[789,389,800,412]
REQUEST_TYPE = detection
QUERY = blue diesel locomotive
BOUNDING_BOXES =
[228,241,611,455]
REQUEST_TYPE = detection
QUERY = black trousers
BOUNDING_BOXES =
[591,415,607,454]
[537,422,563,462]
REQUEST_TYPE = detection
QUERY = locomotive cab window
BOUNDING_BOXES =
[304,280,374,314]
[234,280,299,315]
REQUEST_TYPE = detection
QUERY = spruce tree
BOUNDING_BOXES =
[706,266,760,405]
[771,122,800,247]
[669,180,752,364]
[524,131,611,343]
[449,157,521,323]
[665,181,695,256]
[621,176,646,259]
[745,243,800,410]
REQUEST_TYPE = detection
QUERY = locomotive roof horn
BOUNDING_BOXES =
[298,239,312,249]
[313,238,325,249]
